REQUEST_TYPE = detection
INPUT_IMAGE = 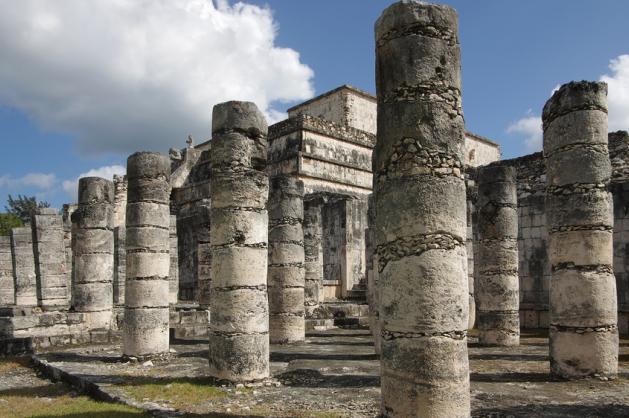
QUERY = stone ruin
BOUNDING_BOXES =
[1,1,629,416]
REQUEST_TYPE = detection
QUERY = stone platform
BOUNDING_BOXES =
[27,329,629,417]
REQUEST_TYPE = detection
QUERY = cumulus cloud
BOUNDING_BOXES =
[0,0,314,155]
[62,165,126,199]
[507,112,543,152]
[0,173,57,189]
[601,54,629,132]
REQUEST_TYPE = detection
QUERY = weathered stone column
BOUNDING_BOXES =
[11,227,37,306]
[197,202,212,307]
[366,195,381,354]
[375,2,469,416]
[209,101,269,381]
[123,152,171,358]
[71,177,114,329]
[0,236,14,305]
[303,196,324,313]
[113,226,126,305]
[475,165,519,346]
[33,208,68,309]
[169,214,179,304]
[268,175,305,344]
[543,81,617,379]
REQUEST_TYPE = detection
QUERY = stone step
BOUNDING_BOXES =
[333,316,370,329]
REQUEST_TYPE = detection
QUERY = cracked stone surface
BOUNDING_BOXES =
[19,328,629,417]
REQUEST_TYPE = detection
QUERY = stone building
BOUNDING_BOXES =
[169,85,501,306]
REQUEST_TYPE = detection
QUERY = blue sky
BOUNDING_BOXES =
[0,0,628,209]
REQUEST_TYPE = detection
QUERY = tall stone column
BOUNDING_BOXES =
[303,196,324,313]
[11,227,37,306]
[169,214,179,304]
[71,177,115,329]
[197,202,212,307]
[366,195,381,354]
[268,175,305,344]
[475,165,519,346]
[113,226,126,305]
[33,208,68,309]
[208,101,269,382]
[543,81,617,379]
[0,236,14,305]
[375,2,469,416]
[123,152,171,358]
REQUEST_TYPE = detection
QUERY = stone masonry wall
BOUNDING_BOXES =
[495,131,629,333]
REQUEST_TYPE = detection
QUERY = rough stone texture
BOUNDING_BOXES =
[123,152,171,358]
[170,144,212,303]
[169,214,179,304]
[303,196,324,314]
[197,201,212,307]
[475,165,520,346]
[0,236,15,305]
[61,204,77,304]
[71,177,115,330]
[113,226,126,305]
[208,101,270,382]
[366,195,381,354]
[374,2,469,416]
[466,172,478,329]
[10,227,37,306]
[543,81,617,379]
[113,174,127,229]
[268,175,306,344]
[32,208,68,309]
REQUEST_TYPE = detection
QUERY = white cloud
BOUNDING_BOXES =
[62,165,126,199]
[0,0,314,156]
[601,54,629,132]
[507,114,543,152]
[0,173,57,189]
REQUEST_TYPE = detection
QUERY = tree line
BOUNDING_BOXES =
[0,194,51,235]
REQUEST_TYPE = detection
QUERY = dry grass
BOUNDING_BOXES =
[0,382,148,418]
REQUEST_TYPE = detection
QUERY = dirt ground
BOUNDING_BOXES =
[3,328,629,417]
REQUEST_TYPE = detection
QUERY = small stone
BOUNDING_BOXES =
[142,360,154,367]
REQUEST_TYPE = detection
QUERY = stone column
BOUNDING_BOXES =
[113,226,126,305]
[209,101,269,382]
[303,196,324,313]
[33,208,68,309]
[169,214,179,304]
[268,175,305,344]
[543,81,617,379]
[123,152,171,358]
[0,236,14,305]
[62,204,77,301]
[197,202,212,307]
[475,165,519,346]
[374,2,469,416]
[11,227,37,306]
[366,195,381,354]
[71,177,115,329]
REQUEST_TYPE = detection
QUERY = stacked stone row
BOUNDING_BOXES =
[475,165,520,346]
[71,177,115,329]
[123,152,171,358]
[197,201,212,307]
[169,214,179,304]
[0,236,14,304]
[365,195,381,354]
[543,81,618,379]
[208,101,270,382]
[33,208,68,309]
[10,227,37,306]
[303,196,324,314]
[113,226,126,305]
[268,175,306,344]
[374,2,470,416]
